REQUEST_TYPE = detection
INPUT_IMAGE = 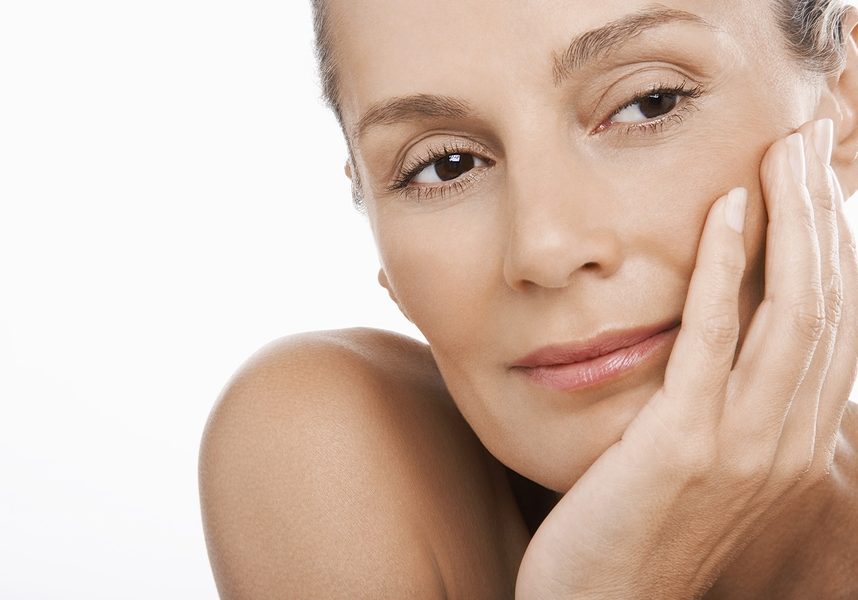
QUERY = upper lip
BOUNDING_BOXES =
[511,317,681,368]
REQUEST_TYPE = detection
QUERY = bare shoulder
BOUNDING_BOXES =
[198,328,525,599]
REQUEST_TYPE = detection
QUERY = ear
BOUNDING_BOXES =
[377,269,412,323]
[830,6,858,198]
[344,158,366,208]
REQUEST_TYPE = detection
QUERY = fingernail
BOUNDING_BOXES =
[813,119,834,166]
[725,187,748,234]
[786,133,807,185]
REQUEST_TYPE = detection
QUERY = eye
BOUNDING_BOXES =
[598,80,705,135]
[387,140,494,202]
[412,153,490,184]
[611,92,680,123]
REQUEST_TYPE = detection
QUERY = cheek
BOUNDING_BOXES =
[370,130,772,490]
[374,128,771,346]
[374,204,502,355]
[593,126,769,301]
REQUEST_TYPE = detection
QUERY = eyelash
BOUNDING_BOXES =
[601,78,704,135]
[388,140,490,203]
[388,79,705,203]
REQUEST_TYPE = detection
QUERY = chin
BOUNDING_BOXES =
[505,376,663,494]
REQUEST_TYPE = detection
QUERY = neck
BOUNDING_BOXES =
[504,466,563,537]
[704,401,858,599]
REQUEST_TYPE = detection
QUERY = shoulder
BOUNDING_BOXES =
[202,328,451,435]
[198,328,521,598]
[198,328,448,598]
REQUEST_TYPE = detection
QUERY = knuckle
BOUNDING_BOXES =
[789,292,826,343]
[814,178,838,215]
[777,452,814,484]
[700,310,740,347]
[819,201,838,222]
[714,253,747,280]
[807,458,832,484]
[675,439,718,478]
[639,410,717,478]
[797,202,817,232]
[770,434,818,488]
[846,242,858,268]
[819,455,835,479]
[725,451,771,489]
[825,273,844,329]
[809,443,837,481]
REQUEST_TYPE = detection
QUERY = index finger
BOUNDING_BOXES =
[660,187,747,427]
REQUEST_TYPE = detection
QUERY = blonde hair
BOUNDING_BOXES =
[776,0,851,77]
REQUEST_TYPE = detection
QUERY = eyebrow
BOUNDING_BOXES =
[354,93,473,142]
[352,5,715,142]
[552,5,715,85]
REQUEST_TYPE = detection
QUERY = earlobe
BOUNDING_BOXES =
[344,160,353,180]
[830,7,858,198]
[377,269,391,294]
[378,269,412,323]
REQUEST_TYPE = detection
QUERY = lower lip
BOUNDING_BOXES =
[515,325,681,392]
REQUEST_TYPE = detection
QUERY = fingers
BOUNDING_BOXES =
[769,120,840,481]
[814,164,858,468]
[725,118,854,488]
[729,131,824,432]
[661,187,747,427]
[657,118,854,479]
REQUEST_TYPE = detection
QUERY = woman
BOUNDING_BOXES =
[199,1,858,597]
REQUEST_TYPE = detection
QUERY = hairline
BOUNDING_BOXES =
[313,0,849,208]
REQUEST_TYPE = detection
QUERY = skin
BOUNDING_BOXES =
[337,0,851,493]
[199,0,858,597]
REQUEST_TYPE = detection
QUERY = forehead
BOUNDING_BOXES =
[328,0,777,136]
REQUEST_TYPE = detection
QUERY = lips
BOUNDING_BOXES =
[512,317,682,368]
[509,317,683,392]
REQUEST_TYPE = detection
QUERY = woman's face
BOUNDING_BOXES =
[330,0,836,491]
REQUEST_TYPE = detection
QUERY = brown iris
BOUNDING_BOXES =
[637,93,679,119]
[433,153,476,181]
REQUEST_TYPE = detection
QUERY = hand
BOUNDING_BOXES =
[515,119,858,599]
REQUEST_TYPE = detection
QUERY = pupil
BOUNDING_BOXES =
[435,153,475,181]
[639,93,678,119]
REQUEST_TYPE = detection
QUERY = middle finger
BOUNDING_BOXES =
[770,119,841,478]
[728,130,824,434]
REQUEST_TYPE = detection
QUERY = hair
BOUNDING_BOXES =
[310,0,852,208]
[776,0,852,76]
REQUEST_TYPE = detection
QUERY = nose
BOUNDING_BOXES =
[502,152,624,291]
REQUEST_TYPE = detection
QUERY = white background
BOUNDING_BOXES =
[1,2,857,598]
